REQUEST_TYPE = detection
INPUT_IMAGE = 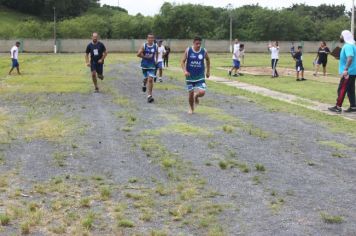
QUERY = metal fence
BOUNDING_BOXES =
[0,39,342,53]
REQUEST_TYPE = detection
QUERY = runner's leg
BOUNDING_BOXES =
[188,90,194,114]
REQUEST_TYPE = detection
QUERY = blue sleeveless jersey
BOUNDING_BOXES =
[141,43,157,69]
[186,47,206,82]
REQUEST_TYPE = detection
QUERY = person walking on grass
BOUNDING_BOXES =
[137,33,158,103]
[9,41,21,75]
[328,30,356,113]
[313,41,330,77]
[181,36,210,114]
[85,32,107,93]
[292,46,306,82]
[156,39,166,83]
[163,45,171,68]
[268,41,279,78]
[229,39,241,77]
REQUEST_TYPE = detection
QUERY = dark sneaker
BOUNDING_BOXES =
[98,74,104,80]
[142,84,147,93]
[154,77,157,83]
[159,78,163,83]
[147,95,154,103]
[94,88,99,93]
[344,107,356,113]
[328,106,342,113]
[296,79,302,81]
[301,78,307,81]
[228,70,232,76]
[233,74,239,77]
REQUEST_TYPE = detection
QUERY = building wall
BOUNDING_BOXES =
[0,39,342,53]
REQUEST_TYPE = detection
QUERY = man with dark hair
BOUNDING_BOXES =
[9,41,21,75]
[228,39,240,77]
[163,45,171,67]
[181,36,210,114]
[156,39,166,83]
[292,46,306,82]
[329,30,356,113]
[85,32,107,93]
[137,33,158,103]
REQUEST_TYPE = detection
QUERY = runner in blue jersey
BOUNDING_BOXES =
[137,33,158,103]
[181,37,211,114]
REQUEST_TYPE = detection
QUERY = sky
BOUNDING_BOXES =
[100,0,351,16]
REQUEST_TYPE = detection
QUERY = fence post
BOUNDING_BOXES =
[131,39,135,53]
[331,41,336,51]
[19,39,24,52]
[56,39,61,53]
[300,41,304,48]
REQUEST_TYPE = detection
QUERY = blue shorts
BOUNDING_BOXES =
[12,59,19,68]
[91,61,104,75]
[156,62,163,69]
[186,80,207,92]
[142,69,157,79]
[233,60,240,69]
[296,62,304,72]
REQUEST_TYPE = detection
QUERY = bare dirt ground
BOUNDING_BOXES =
[0,61,356,235]
[217,66,340,84]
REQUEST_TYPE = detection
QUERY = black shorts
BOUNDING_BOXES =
[317,59,327,67]
[91,61,104,75]
[296,62,304,72]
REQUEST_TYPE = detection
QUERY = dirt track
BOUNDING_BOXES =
[0,61,356,235]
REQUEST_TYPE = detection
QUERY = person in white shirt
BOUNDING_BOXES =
[268,41,279,78]
[229,39,241,77]
[9,41,21,75]
[156,39,166,83]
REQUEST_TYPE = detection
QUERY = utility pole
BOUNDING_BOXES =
[352,0,355,36]
[227,4,233,53]
[53,6,57,53]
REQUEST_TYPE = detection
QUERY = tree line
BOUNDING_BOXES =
[0,2,350,41]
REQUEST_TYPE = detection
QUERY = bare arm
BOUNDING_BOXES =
[137,45,145,58]
[181,49,190,76]
[101,51,107,61]
[205,52,210,78]
[85,53,90,66]
[344,56,353,74]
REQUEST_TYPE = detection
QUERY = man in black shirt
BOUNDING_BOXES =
[313,41,330,76]
[85,32,107,92]
[163,45,171,67]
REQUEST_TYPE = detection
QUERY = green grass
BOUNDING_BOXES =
[142,122,211,137]
[0,213,10,226]
[318,140,352,150]
[118,219,135,228]
[320,212,344,224]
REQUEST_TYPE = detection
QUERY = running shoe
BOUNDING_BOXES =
[147,95,154,103]
[344,107,356,113]
[328,106,342,113]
